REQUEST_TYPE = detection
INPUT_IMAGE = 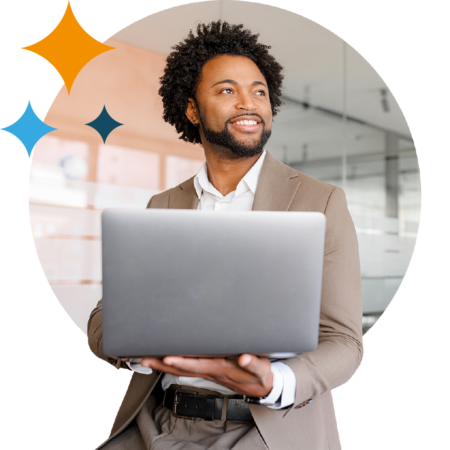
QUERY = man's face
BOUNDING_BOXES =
[190,55,273,158]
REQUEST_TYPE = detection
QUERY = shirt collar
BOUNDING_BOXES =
[194,150,266,200]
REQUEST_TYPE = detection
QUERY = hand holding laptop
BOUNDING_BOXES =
[139,353,274,398]
[120,352,274,397]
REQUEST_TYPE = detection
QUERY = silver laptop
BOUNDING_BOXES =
[101,209,326,358]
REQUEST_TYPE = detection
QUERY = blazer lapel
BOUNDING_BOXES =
[252,152,301,211]
[168,176,199,209]
[166,152,300,211]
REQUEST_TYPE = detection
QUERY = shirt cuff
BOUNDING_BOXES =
[257,363,283,406]
[263,362,296,409]
[125,358,153,375]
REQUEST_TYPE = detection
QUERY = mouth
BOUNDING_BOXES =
[228,115,262,132]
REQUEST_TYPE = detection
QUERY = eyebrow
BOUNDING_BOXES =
[211,79,268,88]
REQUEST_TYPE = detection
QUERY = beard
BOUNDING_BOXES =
[197,110,271,159]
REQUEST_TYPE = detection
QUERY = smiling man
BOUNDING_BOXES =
[88,21,363,450]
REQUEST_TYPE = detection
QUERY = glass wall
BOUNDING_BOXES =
[267,83,420,334]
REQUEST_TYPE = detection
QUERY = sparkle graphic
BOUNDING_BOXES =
[1,102,57,157]
[23,3,114,93]
[85,106,123,143]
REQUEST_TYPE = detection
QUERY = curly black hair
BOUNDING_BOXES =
[158,21,284,144]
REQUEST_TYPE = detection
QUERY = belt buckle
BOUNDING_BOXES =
[172,389,198,420]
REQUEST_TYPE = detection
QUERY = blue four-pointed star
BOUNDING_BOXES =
[85,105,123,143]
[1,101,57,157]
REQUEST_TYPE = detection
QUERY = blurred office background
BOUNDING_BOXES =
[29,1,420,335]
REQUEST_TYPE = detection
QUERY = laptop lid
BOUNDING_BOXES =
[101,209,325,358]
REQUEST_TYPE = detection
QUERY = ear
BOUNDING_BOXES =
[185,98,199,126]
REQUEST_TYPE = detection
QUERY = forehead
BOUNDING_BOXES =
[199,55,266,87]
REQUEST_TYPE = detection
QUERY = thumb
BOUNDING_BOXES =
[237,354,267,377]
[238,354,252,367]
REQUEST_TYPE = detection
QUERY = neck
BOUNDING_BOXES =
[203,145,263,196]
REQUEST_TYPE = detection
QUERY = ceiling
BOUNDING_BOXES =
[113,0,412,140]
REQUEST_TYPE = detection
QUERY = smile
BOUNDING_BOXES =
[229,120,260,131]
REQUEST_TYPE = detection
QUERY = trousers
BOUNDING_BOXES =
[102,394,268,450]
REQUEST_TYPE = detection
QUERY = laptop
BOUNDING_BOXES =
[101,209,326,358]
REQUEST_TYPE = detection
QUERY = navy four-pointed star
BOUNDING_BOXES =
[85,106,123,143]
[1,101,57,157]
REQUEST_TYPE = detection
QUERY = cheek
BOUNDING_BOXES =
[212,114,225,126]
[262,104,273,128]
[202,103,227,128]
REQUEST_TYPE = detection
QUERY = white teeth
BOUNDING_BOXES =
[234,120,257,125]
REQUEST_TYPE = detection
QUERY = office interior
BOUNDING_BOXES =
[29,1,420,335]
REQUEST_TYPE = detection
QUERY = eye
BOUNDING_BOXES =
[255,90,266,96]
[221,88,233,94]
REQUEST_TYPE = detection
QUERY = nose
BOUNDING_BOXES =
[235,90,257,111]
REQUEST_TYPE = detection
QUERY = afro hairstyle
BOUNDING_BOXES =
[158,21,284,144]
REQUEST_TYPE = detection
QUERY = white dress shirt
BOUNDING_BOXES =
[127,150,296,409]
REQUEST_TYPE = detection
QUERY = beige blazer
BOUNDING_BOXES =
[88,152,363,450]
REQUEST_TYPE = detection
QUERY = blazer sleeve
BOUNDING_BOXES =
[281,186,363,409]
[87,299,130,370]
[86,196,160,369]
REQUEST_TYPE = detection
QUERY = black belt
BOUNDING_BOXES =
[163,384,253,421]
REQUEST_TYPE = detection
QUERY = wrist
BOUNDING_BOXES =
[261,371,274,397]
[245,365,281,406]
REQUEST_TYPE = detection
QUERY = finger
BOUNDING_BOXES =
[140,358,205,378]
[163,356,227,376]
[238,354,252,367]
[237,354,270,378]
[141,356,199,365]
